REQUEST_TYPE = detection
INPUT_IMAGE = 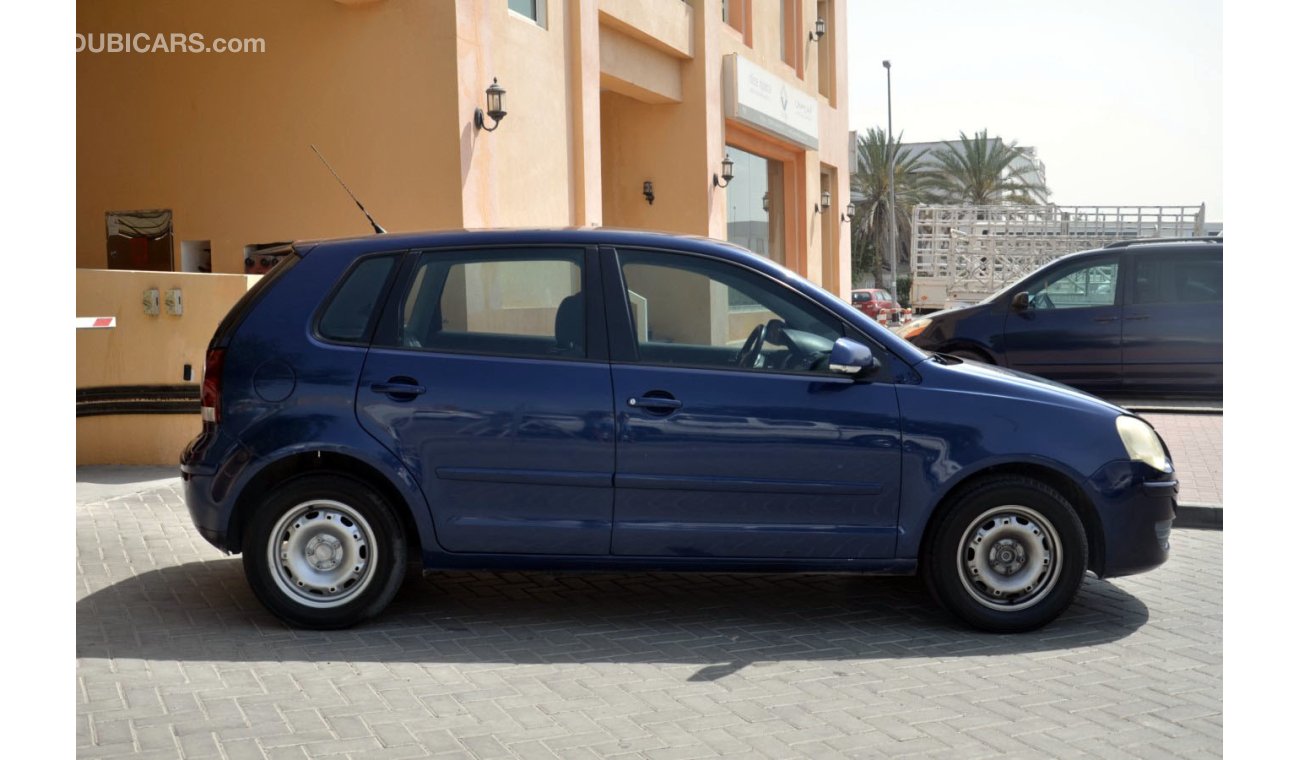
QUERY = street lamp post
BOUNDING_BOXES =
[883,60,897,302]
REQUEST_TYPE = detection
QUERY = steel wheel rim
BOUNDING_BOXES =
[267,499,376,609]
[957,505,1062,612]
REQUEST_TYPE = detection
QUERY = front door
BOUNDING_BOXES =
[356,246,615,555]
[605,248,901,559]
[1002,254,1124,392]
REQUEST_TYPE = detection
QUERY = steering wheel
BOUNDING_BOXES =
[737,322,769,368]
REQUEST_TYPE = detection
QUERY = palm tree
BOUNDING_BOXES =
[928,129,1049,205]
[849,127,936,289]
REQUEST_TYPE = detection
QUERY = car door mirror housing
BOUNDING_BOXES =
[1011,291,1031,310]
[828,338,880,377]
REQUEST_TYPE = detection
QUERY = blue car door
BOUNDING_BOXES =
[603,247,902,560]
[356,246,616,555]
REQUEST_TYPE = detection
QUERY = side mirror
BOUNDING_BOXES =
[828,338,880,378]
[1011,291,1031,310]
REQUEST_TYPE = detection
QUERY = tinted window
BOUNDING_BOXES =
[618,249,842,373]
[379,249,586,359]
[1030,257,1118,309]
[317,254,396,343]
[1132,251,1222,305]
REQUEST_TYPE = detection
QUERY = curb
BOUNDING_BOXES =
[1175,501,1222,530]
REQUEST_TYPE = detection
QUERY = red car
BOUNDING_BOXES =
[850,288,900,320]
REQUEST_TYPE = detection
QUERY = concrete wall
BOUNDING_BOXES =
[76,269,257,464]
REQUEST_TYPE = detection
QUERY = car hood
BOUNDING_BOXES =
[917,303,984,324]
[919,354,1128,417]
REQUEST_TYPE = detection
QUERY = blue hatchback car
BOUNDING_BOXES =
[182,229,1176,633]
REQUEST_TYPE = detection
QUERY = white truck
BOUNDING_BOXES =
[909,204,1207,312]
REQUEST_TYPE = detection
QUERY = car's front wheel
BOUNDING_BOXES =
[924,475,1087,633]
[242,474,406,629]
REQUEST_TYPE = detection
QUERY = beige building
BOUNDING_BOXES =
[76,0,852,464]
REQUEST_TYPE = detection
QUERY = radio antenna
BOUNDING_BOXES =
[310,144,386,234]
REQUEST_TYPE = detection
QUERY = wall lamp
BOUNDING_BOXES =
[474,78,508,132]
[841,204,856,223]
[762,191,770,214]
[809,17,827,42]
[643,180,655,205]
[712,153,735,188]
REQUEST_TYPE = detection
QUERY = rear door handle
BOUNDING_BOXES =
[1125,314,1151,321]
[1093,316,1120,323]
[371,378,427,399]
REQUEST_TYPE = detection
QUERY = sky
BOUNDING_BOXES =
[846,0,1223,222]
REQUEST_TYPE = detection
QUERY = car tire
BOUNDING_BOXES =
[242,474,407,629]
[924,475,1087,633]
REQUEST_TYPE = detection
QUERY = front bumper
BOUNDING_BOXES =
[1087,460,1177,577]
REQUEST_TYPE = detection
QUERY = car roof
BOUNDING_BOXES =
[296,227,740,255]
[1050,237,1222,265]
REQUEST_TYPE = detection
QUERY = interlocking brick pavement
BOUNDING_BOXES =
[1139,413,1223,507]
[77,476,1222,759]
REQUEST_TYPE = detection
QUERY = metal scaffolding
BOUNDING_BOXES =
[909,204,1206,311]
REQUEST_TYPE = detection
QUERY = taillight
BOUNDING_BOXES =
[200,348,226,424]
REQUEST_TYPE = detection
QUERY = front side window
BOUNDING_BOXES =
[618,249,842,374]
[379,249,585,359]
[1029,258,1119,310]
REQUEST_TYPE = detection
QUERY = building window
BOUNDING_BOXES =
[725,146,785,267]
[780,1,799,69]
[106,209,174,272]
[723,0,747,34]
[817,0,834,101]
[508,0,546,27]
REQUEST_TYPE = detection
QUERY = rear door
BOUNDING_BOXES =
[1001,253,1123,392]
[1122,247,1223,394]
[356,246,616,555]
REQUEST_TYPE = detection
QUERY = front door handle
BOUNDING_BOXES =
[1093,316,1120,323]
[628,395,682,413]
[371,377,427,399]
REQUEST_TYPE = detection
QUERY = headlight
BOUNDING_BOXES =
[900,318,931,341]
[1115,415,1171,473]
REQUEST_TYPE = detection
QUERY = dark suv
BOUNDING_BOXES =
[182,229,1176,633]
[901,238,1223,397]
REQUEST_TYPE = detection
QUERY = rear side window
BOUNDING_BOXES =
[317,254,398,343]
[377,248,586,359]
[1132,251,1222,305]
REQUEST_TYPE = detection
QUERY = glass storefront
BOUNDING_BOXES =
[724,145,785,266]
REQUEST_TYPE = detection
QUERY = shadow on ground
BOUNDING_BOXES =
[77,558,1148,679]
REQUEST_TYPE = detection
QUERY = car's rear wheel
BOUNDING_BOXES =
[924,475,1087,632]
[243,474,406,629]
